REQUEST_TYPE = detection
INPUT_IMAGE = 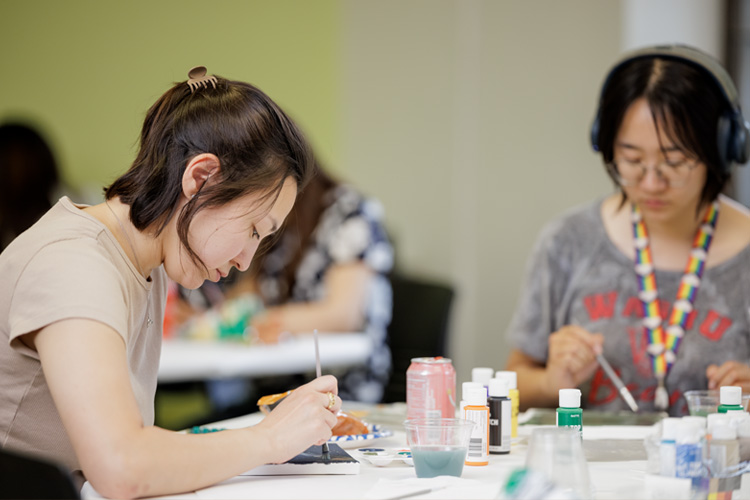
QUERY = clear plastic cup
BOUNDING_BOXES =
[684,390,750,416]
[525,426,591,499]
[404,418,475,478]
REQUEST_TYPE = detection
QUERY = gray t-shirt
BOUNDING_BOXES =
[508,199,750,415]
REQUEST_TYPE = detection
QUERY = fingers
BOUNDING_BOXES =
[547,325,602,387]
[707,361,750,390]
[305,374,339,396]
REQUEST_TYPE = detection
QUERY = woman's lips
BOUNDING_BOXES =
[641,199,668,209]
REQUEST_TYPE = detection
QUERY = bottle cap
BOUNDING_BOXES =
[462,381,483,401]
[489,378,509,397]
[707,413,732,434]
[712,420,737,440]
[720,386,742,406]
[472,367,494,386]
[466,386,488,406]
[681,416,707,430]
[675,419,703,443]
[558,388,581,408]
[661,417,681,440]
[495,371,518,390]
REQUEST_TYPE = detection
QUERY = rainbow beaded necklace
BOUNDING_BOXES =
[631,200,720,410]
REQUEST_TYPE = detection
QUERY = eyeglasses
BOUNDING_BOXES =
[606,157,699,188]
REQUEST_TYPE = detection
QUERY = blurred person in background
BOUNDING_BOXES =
[177,164,394,405]
[0,122,61,252]
[505,45,750,416]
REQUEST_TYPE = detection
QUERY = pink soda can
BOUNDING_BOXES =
[406,357,457,419]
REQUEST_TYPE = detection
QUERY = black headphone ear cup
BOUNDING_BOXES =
[717,113,732,172]
[732,114,750,165]
[590,115,601,152]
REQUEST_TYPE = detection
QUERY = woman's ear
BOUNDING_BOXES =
[182,154,220,199]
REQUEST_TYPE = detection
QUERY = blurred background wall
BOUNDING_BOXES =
[0,0,730,386]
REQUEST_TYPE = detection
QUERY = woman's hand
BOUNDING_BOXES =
[545,325,604,394]
[706,361,750,392]
[255,375,341,464]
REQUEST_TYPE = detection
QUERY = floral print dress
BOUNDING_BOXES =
[256,184,394,403]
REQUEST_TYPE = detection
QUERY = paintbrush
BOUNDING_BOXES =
[313,329,331,461]
[596,353,639,412]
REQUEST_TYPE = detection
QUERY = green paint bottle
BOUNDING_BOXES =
[718,386,745,413]
[556,388,582,438]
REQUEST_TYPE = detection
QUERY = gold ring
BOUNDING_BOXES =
[326,391,336,410]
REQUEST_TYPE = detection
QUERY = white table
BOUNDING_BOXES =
[83,404,656,500]
[158,332,373,383]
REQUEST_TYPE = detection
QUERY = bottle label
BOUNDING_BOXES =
[464,405,489,465]
[556,410,582,438]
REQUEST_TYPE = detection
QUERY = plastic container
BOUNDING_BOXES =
[660,417,681,477]
[488,378,511,454]
[459,381,483,416]
[471,367,494,396]
[556,389,582,439]
[463,386,489,466]
[496,370,520,438]
[718,386,744,413]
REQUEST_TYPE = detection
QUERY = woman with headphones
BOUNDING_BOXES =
[505,45,750,416]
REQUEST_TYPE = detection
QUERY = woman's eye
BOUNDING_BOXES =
[664,157,688,167]
[622,158,642,166]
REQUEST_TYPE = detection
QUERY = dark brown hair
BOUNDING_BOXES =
[249,163,337,301]
[105,75,314,271]
[596,57,730,205]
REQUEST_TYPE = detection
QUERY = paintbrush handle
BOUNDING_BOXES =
[596,353,639,412]
[596,354,624,390]
[313,329,321,378]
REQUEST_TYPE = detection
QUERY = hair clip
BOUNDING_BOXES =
[187,66,217,93]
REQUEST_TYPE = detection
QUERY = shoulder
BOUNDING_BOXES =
[710,195,750,267]
[4,198,128,293]
[536,198,606,250]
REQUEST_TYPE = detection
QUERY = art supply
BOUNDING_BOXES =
[709,420,739,475]
[406,357,456,419]
[674,420,704,485]
[487,378,511,454]
[736,418,750,462]
[313,329,330,461]
[718,386,744,413]
[404,418,473,478]
[241,443,359,475]
[463,386,489,466]
[459,381,482,416]
[495,370,520,438]
[595,353,639,413]
[556,389,582,439]
[471,367,494,396]
[659,417,680,477]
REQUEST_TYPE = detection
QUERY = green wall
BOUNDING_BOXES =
[0,0,341,197]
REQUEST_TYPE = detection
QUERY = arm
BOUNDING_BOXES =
[253,262,374,342]
[31,319,340,499]
[506,326,603,410]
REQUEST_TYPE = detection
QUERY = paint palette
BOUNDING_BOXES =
[328,423,393,448]
[355,447,413,467]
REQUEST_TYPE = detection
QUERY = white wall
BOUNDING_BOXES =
[340,1,621,384]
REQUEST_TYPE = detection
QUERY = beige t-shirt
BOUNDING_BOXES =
[0,197,167,476]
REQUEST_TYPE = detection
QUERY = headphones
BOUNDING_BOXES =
[590,44,750,172]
